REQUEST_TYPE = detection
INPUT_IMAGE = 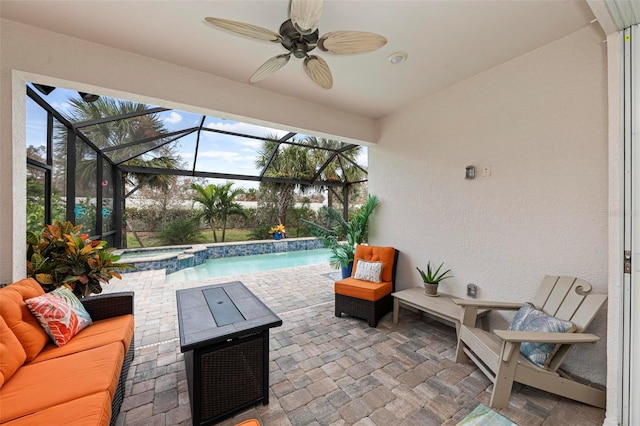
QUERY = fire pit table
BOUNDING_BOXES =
[176,281,282,425]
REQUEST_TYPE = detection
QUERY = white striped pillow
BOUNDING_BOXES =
[353,260,383,283]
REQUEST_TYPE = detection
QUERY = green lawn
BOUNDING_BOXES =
[197,228,253,243]
[125,228,253,248]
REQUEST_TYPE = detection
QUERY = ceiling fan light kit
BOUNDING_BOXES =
[205,0,387,89]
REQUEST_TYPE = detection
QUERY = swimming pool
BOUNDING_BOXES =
[165,248,331,284]
[115,237,325,274]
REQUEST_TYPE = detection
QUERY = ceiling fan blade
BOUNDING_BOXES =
[205,17,281,42]
[290,0,323,35]
[303,55,333,89]
[318,31,387,55]
[250,54,291,83]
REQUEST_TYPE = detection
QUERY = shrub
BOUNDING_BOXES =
[126,207,200,232]
[158,217,204,245]
[26,221,129,297]
[250,224,273,240]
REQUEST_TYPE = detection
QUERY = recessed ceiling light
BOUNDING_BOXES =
[388,51,408,64]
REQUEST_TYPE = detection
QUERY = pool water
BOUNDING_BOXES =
[165,248,331,284]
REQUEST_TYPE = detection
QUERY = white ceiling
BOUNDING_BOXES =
[0,0,598,119]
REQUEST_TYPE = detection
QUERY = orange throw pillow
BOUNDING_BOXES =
[25,287,92,347]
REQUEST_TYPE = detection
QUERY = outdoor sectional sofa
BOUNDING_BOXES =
[0,278,134,425]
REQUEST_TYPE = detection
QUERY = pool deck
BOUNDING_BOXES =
[104,264,606,426]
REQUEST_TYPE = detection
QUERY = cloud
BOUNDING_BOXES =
[237,139,263,149]
[50,101,73,115]
[197,150,256,163]
[356,148,368,166]
[195,154,261,176]
[164,111,182,124]
[200,131,265,150]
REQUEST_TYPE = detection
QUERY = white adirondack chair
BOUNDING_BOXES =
[454,275,607,409]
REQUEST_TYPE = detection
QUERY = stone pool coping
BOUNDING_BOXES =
[114,237,324,274]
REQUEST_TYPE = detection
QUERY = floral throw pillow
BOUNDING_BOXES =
[353,260,383,283]
[508,302,576,368]
[25,286,92,347]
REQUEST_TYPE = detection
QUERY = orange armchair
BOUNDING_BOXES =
[334,245,399,327]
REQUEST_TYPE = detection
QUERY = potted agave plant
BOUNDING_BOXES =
[26,221,130,298]
[416,261,453,297]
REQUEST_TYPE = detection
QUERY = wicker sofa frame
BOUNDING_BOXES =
[80,291,135,426]
[335,249,399,327]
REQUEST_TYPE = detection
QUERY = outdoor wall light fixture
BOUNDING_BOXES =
[465,165,475,180]
[467,283,477,298]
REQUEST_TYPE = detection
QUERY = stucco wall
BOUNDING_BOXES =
[370,25,609,385]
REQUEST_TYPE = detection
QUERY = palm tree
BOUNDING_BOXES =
[54,95,182,243]
[190,183,219,242]
[190,182,245,242]
[59,97,181,192]
[255,135,315,226]
[303,195,380,269]
[304,136,366,209]
[214,182,246,242]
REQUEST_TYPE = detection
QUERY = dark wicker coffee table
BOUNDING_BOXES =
[176,281,282,425]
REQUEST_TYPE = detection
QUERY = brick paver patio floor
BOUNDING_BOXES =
[105,263,606,426]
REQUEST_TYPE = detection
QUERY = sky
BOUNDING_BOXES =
[25,83,367,191]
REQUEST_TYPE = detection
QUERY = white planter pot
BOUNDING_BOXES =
[423,283,438,296]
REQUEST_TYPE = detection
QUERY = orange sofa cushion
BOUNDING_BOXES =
[352,246,396,282]
[30,315,135,364]
[0,342,124,423]
[0,278,49,362]
[2,391,111,426]
[334,277,392,302]
[0,316,26,388]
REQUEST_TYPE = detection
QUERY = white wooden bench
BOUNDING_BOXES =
[392,287,489,335]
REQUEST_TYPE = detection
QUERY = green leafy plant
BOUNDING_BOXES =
[158,217,204,245]
[303,195,380,269]
[416,261,453,285]
[327,242,356,269]
[26,221,131,298]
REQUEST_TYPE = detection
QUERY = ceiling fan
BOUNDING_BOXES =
[204,0,387,89]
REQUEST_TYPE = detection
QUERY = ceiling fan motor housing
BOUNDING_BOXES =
[279,19,318,58]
